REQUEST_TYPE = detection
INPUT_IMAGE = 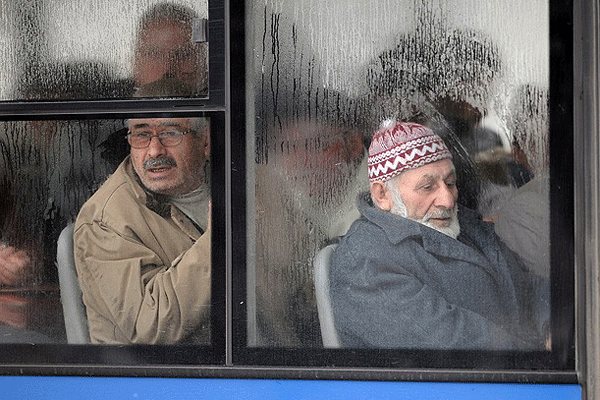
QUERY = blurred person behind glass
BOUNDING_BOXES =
[492,85,550,278]
[133,2,207,97]
[254,86,368,346]
[0,62,125,343]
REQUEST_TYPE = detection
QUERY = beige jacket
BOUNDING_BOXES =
[74,157,210,344]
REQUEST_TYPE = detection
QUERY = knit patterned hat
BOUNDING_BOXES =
[368,121,452,183]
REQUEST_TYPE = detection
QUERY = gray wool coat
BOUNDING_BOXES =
[329,192,548,350]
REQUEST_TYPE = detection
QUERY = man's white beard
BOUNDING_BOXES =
[387,185,461,239]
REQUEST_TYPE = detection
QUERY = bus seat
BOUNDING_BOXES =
[313,243,342,348]
[56,223,90,344]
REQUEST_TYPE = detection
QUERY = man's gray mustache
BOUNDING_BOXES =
[143,157,177,170]
[424,208,455,221]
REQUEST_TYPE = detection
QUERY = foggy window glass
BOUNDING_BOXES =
[0,118,125,343]
[0,115,212,346]
[247,0,550,352]
[0,0,208,100]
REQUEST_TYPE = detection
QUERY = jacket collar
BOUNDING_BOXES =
[358,191,422,242]
[356,191,519,317]
[121,156,203,238]
[122,156,172,219]
[356,191,499,264]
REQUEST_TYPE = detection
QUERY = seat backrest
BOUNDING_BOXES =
[313,243,342,348]
[56,223,90,344]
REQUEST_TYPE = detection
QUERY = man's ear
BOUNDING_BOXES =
[370,181,392,211]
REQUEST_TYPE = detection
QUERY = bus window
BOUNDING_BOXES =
[0,0,225,366]
[0,114,220,347]
[242,0,570,371]
[0,0,208,100]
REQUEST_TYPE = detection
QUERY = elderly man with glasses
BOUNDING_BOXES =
[74,116,211,344]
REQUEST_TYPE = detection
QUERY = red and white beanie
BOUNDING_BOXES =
[368,121,452,183]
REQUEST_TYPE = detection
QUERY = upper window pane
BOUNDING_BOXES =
[245,0,559,367]
[0,0,208,101]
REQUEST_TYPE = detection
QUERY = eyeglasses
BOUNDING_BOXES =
[127,129,193,149]
[138,45,198,61]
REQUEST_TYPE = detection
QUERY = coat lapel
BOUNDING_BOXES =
[364,200,520,319]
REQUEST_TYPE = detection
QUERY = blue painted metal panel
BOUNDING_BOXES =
[0,376,581,399]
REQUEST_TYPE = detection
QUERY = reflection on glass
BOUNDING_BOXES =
[0,0,208,101]
[248,0,550,352]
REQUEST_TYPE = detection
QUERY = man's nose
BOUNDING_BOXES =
[435,184,456,210]
[146,136,167,157]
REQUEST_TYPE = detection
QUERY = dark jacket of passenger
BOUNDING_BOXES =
[329,192,548,350]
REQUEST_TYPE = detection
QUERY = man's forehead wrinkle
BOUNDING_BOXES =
[446,169,457,179]
[411,168,456,187]
[130,120,186,130]
[131,122,151,130]
[161,121,185,128]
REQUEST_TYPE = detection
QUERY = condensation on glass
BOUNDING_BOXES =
[0,118,125,343]
[246,0,550,349]
[0,0,208,100]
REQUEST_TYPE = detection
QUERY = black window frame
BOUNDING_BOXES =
[0,0,579,385]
